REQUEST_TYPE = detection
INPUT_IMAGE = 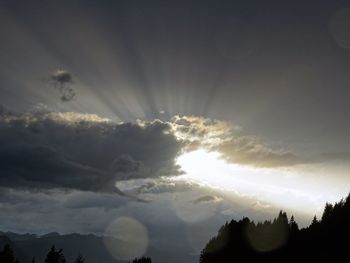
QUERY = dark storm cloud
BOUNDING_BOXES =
[0,144,113,192]
[63,191,127,209]
[0,104,337,197]
[110,154,143,179]
[0,107,182,192]
[50,70,76,102]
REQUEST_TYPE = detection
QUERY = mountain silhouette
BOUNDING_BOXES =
[200,192,350,263]
[0,232,37,242]
[2,193,350,263]
[0,233,119,263]
[0,230,196,263]
[0,235,29,263]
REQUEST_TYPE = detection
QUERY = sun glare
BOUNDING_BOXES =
[176,149,341,215]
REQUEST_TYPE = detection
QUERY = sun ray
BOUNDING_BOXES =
[176,149,343,216]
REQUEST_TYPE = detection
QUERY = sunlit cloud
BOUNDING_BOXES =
[1,105,349,220]
[193,195,223,204]
[171,115,307,168]
[176,149,345,215]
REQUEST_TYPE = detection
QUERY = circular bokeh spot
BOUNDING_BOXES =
[104,217,149,261]
[245,222,289,252]
[330,8,350,50]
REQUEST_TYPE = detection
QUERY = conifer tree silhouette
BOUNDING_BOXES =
[0,244,17,263]
[311,215,318,225]
[321,202,333,222]
[200,192,350,263]
[130,256,152,263]
[289,215,299,233]
[45,246,66,263]
[74,254,84,263]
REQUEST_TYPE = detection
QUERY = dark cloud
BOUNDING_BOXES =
[0,105,12,116]
[135,179,195,195]
[63,191,127,209]
[317,152,350,163]
[0,108,182,193]
[50,70,76,102]
[0,187,56,207]
[0,105,318,197]
[110,154,143,180]
[0,144,112,192]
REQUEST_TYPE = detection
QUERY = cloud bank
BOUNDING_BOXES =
[0,107,182,193]
[0,107,312,196]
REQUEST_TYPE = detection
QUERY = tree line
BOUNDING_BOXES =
[200,192,350,263]
[0,244,152,263]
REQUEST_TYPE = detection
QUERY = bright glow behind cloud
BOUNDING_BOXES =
[176,149,343,216]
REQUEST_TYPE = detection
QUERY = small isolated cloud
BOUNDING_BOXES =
[51,69,76,102]
[252,200,272,210]
[193,195,223,204]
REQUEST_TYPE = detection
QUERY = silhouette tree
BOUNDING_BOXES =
[200,192,350,263]
[311,215,318,226]
[130,256,152,263]
[0,244,17,263]
[74,254,84,263]
[289,215,299,233]
[321,202,333,222]
[45,246,66,263]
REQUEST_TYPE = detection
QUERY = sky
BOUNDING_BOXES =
[1,0,350,262]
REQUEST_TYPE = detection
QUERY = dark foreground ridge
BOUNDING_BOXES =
[0,243,152,263]
[2,193,350,263]
[200,192,350,263]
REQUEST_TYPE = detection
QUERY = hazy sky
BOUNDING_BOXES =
[1,1,350,262]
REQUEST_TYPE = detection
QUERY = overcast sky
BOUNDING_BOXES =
[1,1,350,262]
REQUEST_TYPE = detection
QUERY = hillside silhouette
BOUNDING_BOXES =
[2,193,350,263]
[200,192,350,263]
[0,233,155,263]
[0,243,151,263]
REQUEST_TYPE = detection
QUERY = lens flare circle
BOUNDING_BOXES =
[104,217,149,261]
